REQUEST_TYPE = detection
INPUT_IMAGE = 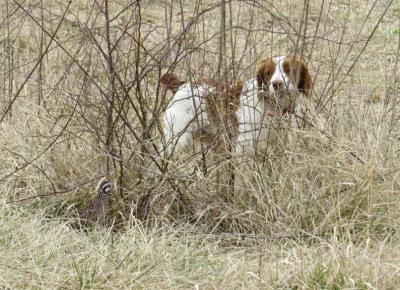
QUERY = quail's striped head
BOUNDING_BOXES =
[97,179,112,198]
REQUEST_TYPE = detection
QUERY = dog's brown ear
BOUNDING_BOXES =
[298,61,313,97]
[283,56,313,97]
[160,73,185,94]
[256,58,275,89]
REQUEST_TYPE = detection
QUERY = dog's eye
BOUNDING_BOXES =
[264,70,272,77]
[283,66,291,74]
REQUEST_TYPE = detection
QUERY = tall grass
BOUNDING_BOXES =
[1,0,400,288]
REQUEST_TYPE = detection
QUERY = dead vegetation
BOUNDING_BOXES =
[1,0,400,288]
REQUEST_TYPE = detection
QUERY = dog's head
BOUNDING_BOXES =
[256,55,313,112]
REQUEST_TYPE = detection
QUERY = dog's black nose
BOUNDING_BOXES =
[272,80,284,90]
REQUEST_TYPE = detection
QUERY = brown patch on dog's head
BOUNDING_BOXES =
[282,56,313,97]
[160,73,185,94]
[256,57,276,89]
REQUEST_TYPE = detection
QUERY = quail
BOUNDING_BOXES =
[79,179,112,226]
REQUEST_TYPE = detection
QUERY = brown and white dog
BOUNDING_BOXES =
[161,55,313,156]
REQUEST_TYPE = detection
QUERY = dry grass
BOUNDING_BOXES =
[2,206,400,289]
[1,0,400,288]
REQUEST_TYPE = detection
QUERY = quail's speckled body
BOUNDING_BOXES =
[79,179,112,225]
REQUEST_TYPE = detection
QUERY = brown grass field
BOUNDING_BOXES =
[1,0,400,288]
